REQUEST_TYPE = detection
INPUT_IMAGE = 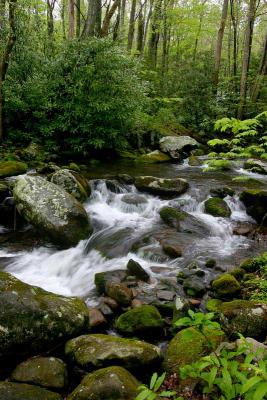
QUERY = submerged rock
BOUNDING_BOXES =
[51,169,91,202]
[135,176,189,198]
[0,382,62,400]
[65,334,162,371]
[115,305,164,335]
[240,189,267,225]
[0,161,28,178]
[0,271,89,360]
[204,197,231,218]
[121,194,147,206]
[13,175,92,246]
[67,366,138,400]
[159,136,199,160]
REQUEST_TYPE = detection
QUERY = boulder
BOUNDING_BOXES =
[183,276,206,297]
[13,175,92,246]
[138,150,171,163]
[126,259,150,282]
[162,242,182,258]
[11,357,67,389]
[115,305,164,336]
[159,136,199,160]
[0,161,28,178]
[65,334,162,371]
[210,187,234,198]
[135,176,189,198]
[94,270,127,294]
[0,271,89,360]
[88,308,107,328]
[67,366,138,400]
[105,282,132,306]
[0,382,62,400]
[240,189,267,225]
[22,142,46,162]
[212,273,240,298]
[244,159,267,175]
[204,197,231,218]
[51,169,91,202]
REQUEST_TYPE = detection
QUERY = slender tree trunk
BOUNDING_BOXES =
[230,0,237,80]
[148,0,162,68]
[251,33,267,102]
[0,0,5,29]
[136,7,144,54]
[161,0,168,77]
[113,0,121,40]
[100,0,120,37]
[47,0,55,38]
[61,0,66,39]
[76,0,81,37]
[192,0,207,62]
[237,0,257,119]
[0,0,17,142]
[143,0,152,52]
[127,0,137,51]
[121,0,126,26]
[213,0,229,87]
[68,0,75,39]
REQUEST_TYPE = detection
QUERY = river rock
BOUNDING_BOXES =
[51,169,91,202]
[244,159,267,175]
[0,161,28,178]
[0,182,10,203]
[138,150,171,163]
[13,175,92,246]
[127,259,150,282]
[115,305,164,335]
[121,194,148,206]
[0,382,62,400]
[105,282,132,306]
[11,357,67,389]
[94,270,127,294]
[65,334,162,371]
[210,187,234,198]
[0,271,89,360]
[240,189,267,225]
[67,366,138,400]
[135,176,189,197]
[88,308,107,328]
[204,197,231,218]
[162,242,182,258]
[212,273,240,298]
[159,136,199,159]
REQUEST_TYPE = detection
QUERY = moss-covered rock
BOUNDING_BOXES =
[230,267,245,280]
[204,197,231,218]
[240,189,267,225]
[69,162,80,172]
[67,366,138,400]
[138,150,171,163]
[21,142,46,162]
[135,176,189,198]
[232,176,265,189]
[164,326,224,372]
[0,271,89,360]
[159,136,200,160]
[206,298,222,312]
[0,382,62,400]
[218,300,267,339]
[204,159,232,172]
[210,187,234,199]
[121,194,147,206]
[162,243,182,258]
[51,169,91,202]
[244,159,267,175]
[65,334,162,371]
[13,175,92,246]
[0,161,28,178]
[159,206,185,229]
[188,155,202,166]
[11,357,67,390]
[94,270,127,294]
[212,273,240,298]
[115,305,164,335]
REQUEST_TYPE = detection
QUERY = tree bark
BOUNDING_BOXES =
[127,0,137,51]
[61,0,66,39]
[237,0,257,119]
[82,0,101,37]
[100,0,120,37]
[192,0,207,62]
[0,0,17,141]
[0,0,5,29]
[213,0,229,87]
[136,7,144,54]
[251,32,267,102]
[47,0,55,37]
[148,0,162,68]
[76,0,81,37]
[68,0,75,39]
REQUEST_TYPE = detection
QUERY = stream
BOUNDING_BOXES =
[1,158,267,304]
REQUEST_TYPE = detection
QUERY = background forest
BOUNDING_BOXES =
[0,0,266,156]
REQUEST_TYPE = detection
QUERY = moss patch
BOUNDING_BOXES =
[212,273,240,298]
[116,305,164,335]
[204,197,231,218]
[0,161,28,178]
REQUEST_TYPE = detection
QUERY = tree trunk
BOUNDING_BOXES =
[251,33,267,102]
[121,0,126,27]
[143,0,152,53]
[0,0,5,29]
[76,0,81,37]
[47,0,55,38]
[127,0,137,51]
[68,0,75,39]
[82,0,101,37]
[230,0,237,79]
[148,0,162,68]
[61,0,66,39]
[100,0,120,37]
[0,0,17,142]
[192,0,207,62]
[237,0,257,119]
[113,0,121,40]
[213,0,229,87]
[136,7,144,54]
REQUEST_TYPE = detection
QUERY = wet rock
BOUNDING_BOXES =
[37,163,60,174]
[88,308,107,328]
[205,259,217,268]
[67,366,138,400]
[0,271,89,360]
[210,187,234,198]
[0,182,11,203]
[204,159,232,172]
[204,197,231,218]
[229,267,245,280]
[105,180,124,193]
[172,296,190,321]
[13,175,92,247]
[99,303,114,317]
[138,150,171,163]
[236,337,267,360]
[11,357,67,389]
[240,189,267,225]
[183,276,206,297]
[131,299,143,308]
[105,282,132,306]
[159,136,199,160]
[116,305,164,336]
[101,297,119,310]
[51,169,91,202]
[94,270,127,294]
[233,222,256,236]
[219,300,267,339]
[116,174,135,184]
[188,155,202,166]
[0,161,28,178]
[232,176,265,189]
[65,334,162,371]
[212,273,240,298]
[156,290,175,301]
[162,242,182,258]
[135,176,189,198]
[121,194,147,206]
[0,382,62,400]
[127,259,150,282]
[244,159,267,175]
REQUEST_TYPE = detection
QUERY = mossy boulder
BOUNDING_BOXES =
[218,300,267,339]
[13,175,92,246]
[21,142,46,162]
[159,206,185,229]
[204,159,232,172]
[164,326,224,372]
[121,194,147,206]
[239,189,267,225]
[230,267,245,280]
[0,382,62,400]
[11,357,67,390]
[69,162,80,172]
[206,298,222,312]
[212,273,240,298]
[188,155,202,166]
[210,187,234,199]
[162,243,182,258]
[159,136,200,160]
[204,197,231,218]
[232,176,265,189]
[51,169,91,202]
[115,305,164,336]
[0,271,89,360]
[0,161,28,178]
[138,150,171,163]
[67,366,138,400]
[65,334,162,371]
[135,176,189,198]
[244,159,267,175]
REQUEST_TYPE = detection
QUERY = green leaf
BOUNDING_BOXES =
[154,372,166,391]
[150,373,158,390]
[136,388,152,400]
[242,376,262,394]
[252,382,267,400]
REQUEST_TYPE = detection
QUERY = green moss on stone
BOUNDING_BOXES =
[206,298,222,312]
[115,305,164,335]
[212,273,240,298]
[0,161,28,178]
[204,197,231,218]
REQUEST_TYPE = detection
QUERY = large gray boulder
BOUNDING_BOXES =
[51,169,91,202]
[159,136,199,159]
[135,176,189,198]
[13,175,92,246]
[0,271,89,360]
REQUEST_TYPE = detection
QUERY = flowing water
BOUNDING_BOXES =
[0,159,267,303]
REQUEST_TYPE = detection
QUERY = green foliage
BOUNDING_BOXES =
[135,372,182,400]
[174,310,222,334]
